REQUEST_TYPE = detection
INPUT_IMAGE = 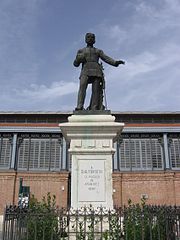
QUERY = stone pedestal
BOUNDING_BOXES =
[60,113,124,209]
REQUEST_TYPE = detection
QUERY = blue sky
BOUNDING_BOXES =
[0,0,180,111]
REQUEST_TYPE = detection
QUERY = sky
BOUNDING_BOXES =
[0,0,180,112]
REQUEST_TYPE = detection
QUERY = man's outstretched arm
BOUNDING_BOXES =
[99,50,125,67]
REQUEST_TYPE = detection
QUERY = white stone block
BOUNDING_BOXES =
[59,114,124,209]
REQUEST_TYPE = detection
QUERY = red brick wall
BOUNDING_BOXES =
[0,171,17,213]
[0,171,69,214]
[0,171,180,214]
[112,171,180,206]
[174,174,180,205]
[15,172,69,208]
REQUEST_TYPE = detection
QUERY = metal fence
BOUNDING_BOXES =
[2,205,180,240]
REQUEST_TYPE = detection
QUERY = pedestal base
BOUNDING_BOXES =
[60,114,124,209]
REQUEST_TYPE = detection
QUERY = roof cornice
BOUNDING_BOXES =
[0,126,180,133]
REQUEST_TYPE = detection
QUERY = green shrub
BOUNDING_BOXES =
[123,198,167,240]
[25,192,64,240]
[19,196,176,240]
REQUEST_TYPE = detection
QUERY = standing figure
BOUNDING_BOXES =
[74,33,125,111]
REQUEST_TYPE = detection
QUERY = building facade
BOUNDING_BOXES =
[0,112,180,213]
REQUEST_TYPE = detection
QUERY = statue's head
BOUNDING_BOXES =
[85,33,95,45]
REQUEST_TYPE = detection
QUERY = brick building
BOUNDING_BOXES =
[0,111,180,213]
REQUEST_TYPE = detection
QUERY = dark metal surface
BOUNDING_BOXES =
[73,110,111,115]
[74,33,125,111]
[2,205,180,240]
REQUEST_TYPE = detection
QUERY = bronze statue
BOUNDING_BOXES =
[74,33,125,111]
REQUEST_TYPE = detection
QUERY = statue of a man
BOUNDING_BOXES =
[74,33,125,111]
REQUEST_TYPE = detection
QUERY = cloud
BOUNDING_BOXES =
[97,0,180,50]
[102,42,180,111]
[106,42,180,82]
[0,0,180,111]
[134,0,180,36]
[89,0,180,111]
[15,81,78,100]
[0,80,78,111]
[102,25,128,46]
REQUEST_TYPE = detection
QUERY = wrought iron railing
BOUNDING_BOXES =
[2,205,180,240]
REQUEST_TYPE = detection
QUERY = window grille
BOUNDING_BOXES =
[0,134,12,169]
[17,133,63,171]
[168,134,180,169]
[118,134,164,171]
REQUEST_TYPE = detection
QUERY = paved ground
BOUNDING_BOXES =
[0,232,2,240]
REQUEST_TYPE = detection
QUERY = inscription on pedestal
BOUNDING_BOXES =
[78,160,105,202]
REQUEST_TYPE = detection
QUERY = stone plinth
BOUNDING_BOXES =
[60,114,124,208]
